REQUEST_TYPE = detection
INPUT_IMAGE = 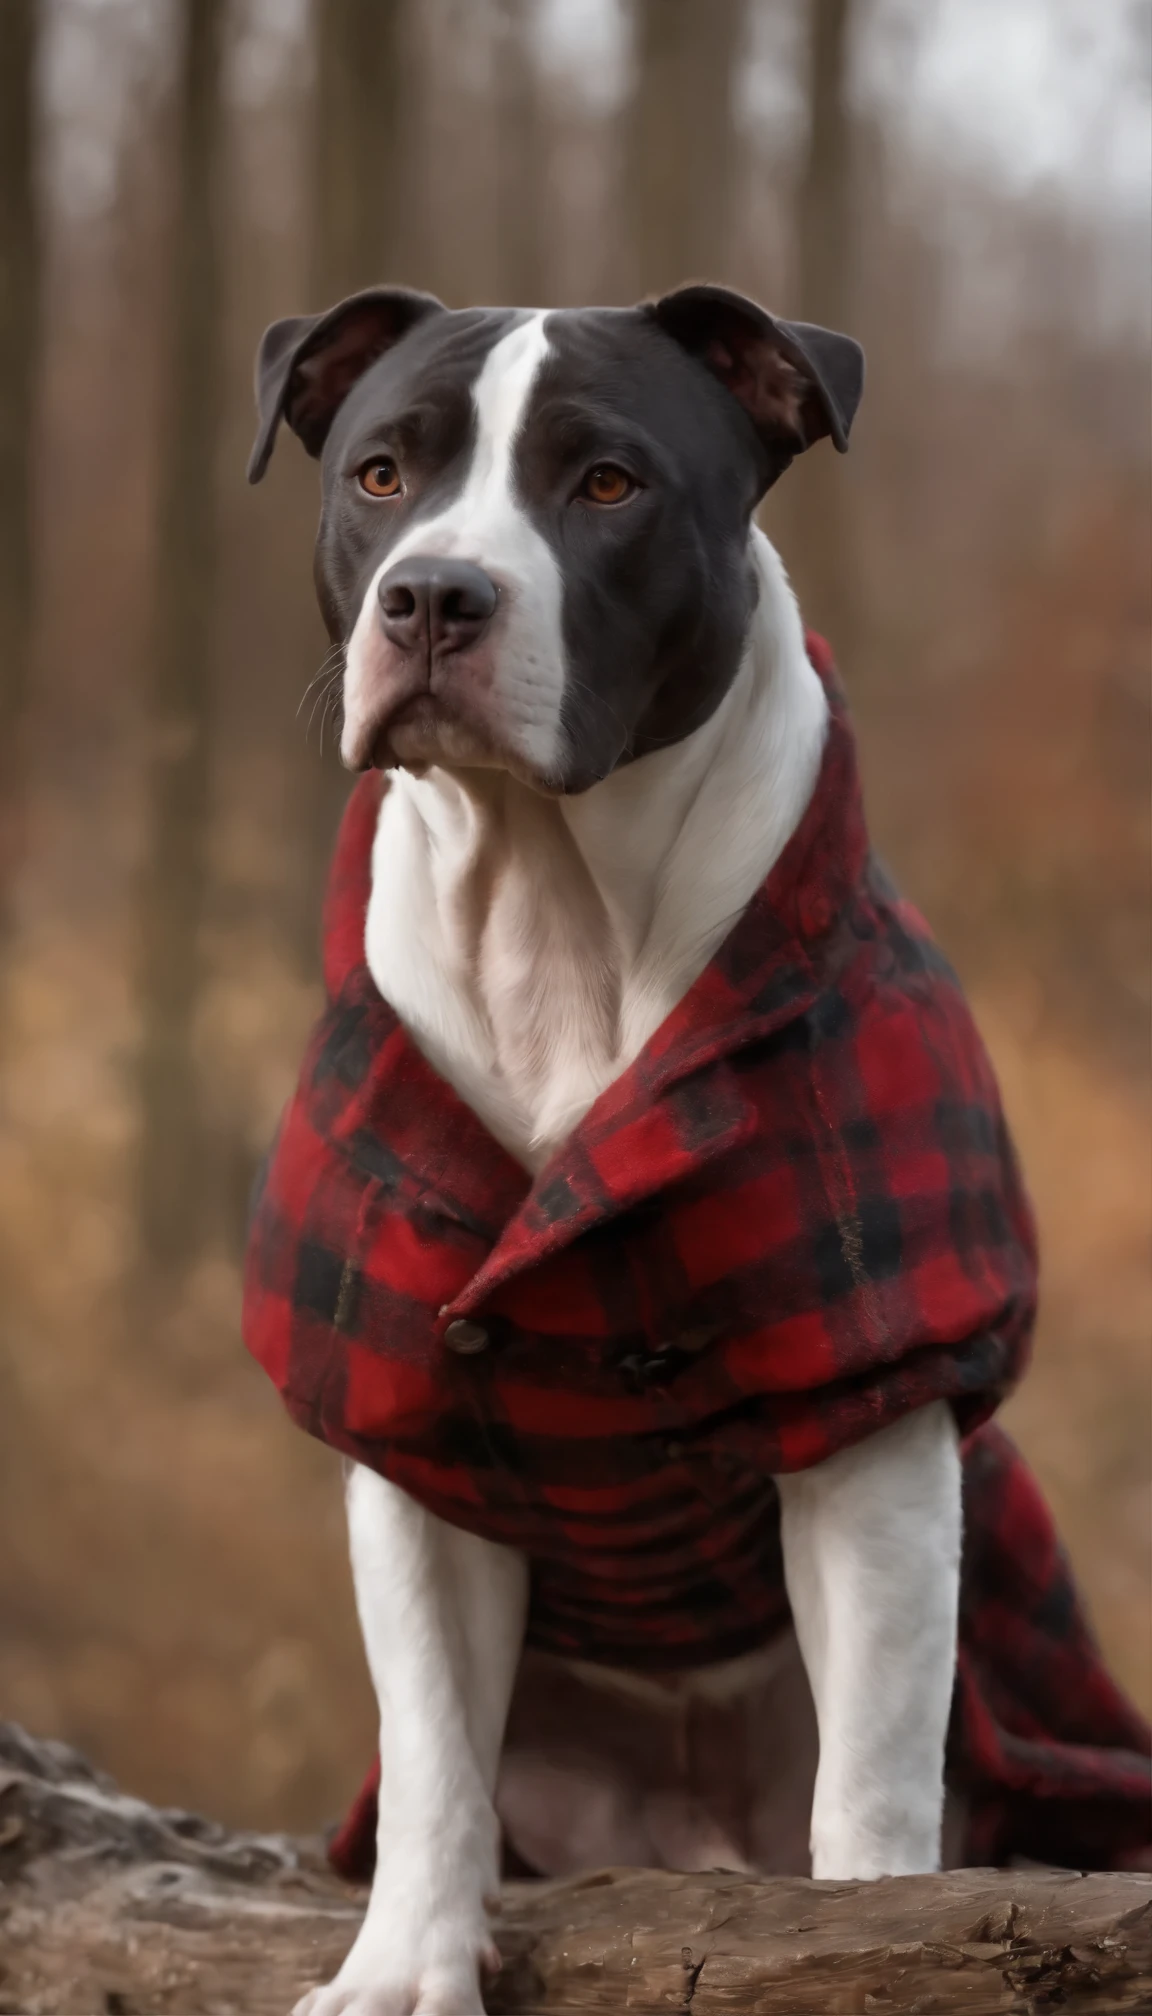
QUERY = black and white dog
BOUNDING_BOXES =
[250,288,961,2016]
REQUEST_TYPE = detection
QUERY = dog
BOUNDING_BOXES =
[242,286,1148,2015]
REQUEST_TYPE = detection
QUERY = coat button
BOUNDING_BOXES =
[802,892,833,936]
[442,1317,490,1356]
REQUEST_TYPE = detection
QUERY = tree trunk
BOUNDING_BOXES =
[797,0,853,332]
[3,1721,1149,2015]
[494,0,547,307]
[783,0,859,657]
[0,0,41,972]
[625,0,746,296]
[291,0,408,979]
[135,0,226,1272]
[311,0,406,303]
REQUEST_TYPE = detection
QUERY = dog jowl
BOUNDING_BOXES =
[249,286,863,792]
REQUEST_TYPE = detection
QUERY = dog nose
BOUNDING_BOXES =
[377,558,498,653]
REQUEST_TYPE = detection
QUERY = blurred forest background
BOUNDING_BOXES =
[0,0,1148,1834]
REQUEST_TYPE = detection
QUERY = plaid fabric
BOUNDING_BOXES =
[954,1423,1151,1868]
[245,636,1150,1871]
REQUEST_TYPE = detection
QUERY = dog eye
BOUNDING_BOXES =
[359,458,402,498]
[579,464,636,506]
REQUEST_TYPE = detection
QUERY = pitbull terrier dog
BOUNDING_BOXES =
[249,287,967,2016]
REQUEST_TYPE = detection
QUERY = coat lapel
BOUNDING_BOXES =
[327,638,867,1304]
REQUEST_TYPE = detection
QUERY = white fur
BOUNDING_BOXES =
[308,520,962,2011]
[341,313,567,784]
[294,1467,528,2016]
[365,527,827,1169]
[778,1401,962,1878]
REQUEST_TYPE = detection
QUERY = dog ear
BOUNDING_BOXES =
[247,286,445,484]
[651,283,864,489]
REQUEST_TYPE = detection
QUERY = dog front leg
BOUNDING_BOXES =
[296,1464,529,2016]
[776,1400,961,1879]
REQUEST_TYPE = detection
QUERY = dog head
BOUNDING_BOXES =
[249,286,863,793]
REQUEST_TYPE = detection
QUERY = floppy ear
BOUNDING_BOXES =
[651,283,864,491]
[247,285,445,484]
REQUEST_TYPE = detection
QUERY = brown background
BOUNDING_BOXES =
[0,0,1148,1834]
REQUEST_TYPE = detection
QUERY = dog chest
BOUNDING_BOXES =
[243,661,1036,1668]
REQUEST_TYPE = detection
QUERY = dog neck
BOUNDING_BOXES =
[364,529,828,1172]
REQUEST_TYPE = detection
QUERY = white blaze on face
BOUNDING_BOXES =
[341,311,568,779]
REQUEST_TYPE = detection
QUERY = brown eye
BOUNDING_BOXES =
[581,464,635,506]
[359,458,402,498]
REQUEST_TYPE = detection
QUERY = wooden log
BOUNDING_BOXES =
[1,1722,1148,2014]
[490,1866,1152,2013]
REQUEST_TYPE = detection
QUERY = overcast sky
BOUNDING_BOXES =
[540,0,1151,221]
[46,0,1152,234]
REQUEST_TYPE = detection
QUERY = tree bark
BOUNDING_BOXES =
[0,0,41,970]
[311,0,406,303]
[0,0,40,1524]
[290,0,409,980]
[625,0,746,296]
[2,1720,1149,2014]
[797,0,853,333]
[494,0,547,307]
[784,0,859,656]
[134,0,227,1274]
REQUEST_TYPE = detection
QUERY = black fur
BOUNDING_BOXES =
[250,289,864,792]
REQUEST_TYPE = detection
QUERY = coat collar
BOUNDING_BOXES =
[324,634,868,1303]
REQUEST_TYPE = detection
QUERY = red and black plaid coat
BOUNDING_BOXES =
[245,637,1150,1873]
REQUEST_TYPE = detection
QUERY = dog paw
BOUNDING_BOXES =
[292,1981,486,2016]
[292,1977,487,2016]
[292,1919,499,2016]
